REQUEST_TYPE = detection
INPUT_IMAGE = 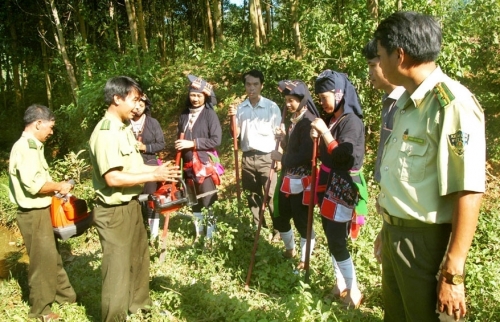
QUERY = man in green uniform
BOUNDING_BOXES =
[9,104,76,321]
[374,12,485,322]
[88,76,180,322]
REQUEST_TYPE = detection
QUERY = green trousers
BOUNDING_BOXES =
[381,221,451,322]
[93,200,151,322]
[16,207,76,318]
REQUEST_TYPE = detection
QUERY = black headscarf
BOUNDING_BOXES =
[140,93,152,116]
[277,80,320,117]
[186,74,217,109]
[314,69,363,118]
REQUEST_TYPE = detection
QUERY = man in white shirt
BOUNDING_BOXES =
[229,69,282,230]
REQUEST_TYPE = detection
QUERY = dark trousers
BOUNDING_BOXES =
[16,207,76,318]
[321,217,351,261]
[241,152,276,227]
[273,192,308,237]
[381,221,451,322]
[192,176,218,212]
[93,200,151,322]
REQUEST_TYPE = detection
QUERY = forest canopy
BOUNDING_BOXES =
[0,0,498,161]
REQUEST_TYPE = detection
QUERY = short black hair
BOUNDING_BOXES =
[104,76,142,105]
[374,11,441,64]
[242,69,264,84]
[362,38,378,60]
[23,104,54,126]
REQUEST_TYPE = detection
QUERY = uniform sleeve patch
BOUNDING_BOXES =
[100,119,111,130]
[433,82,456,108]
[448,130,469,156]
[28,138,37,149]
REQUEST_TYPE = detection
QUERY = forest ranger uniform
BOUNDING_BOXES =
[88,112,151,322]
[9,131,76,319]
[378,67,485,321]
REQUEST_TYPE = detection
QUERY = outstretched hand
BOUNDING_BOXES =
[154,163,182,182]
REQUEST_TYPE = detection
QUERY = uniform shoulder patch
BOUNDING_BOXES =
[433,82,456,108]
[28,138,37,149]
[448,129,469,156]
[100,119,111,130]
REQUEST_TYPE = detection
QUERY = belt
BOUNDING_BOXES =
[95,196,138,208]
[243,149,269,156]
[18,205,50,212]
[382,212,432,228]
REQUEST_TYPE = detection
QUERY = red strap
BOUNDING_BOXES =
[327,140,339,154]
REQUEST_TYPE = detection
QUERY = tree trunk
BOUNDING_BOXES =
[249,0,261,52]
[0,54,6,109]
[9,19,22,107]
[39,19,53,109]
[47,0,78,103]
[75,0,92,78]
[397,0,402,10]
[367,0,378,20]
[124,0,139,47]
[109,0,122,51]
[255,0,267,44]
[265,0,272,37]
[205,0,215,51]
[136,0,148,52]
[213,0,224,43]
[290,0,303,59]
[124,0,141,71]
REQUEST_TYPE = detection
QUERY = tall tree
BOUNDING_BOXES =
[38,19,53,109]
[205,0,215,50]
[290,0,303,59]
[256,0,267,44]
[124,0,141,71]
[109,0,122,51]
[136,0,148,52]
[124,0,139,48]
[75,0,92,77]
[47,0,78,103]
[213,0,224,43]
[249,0,261,52]
[265,0,272,37]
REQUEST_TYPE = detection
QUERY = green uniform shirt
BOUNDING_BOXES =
[8,132,52,209]
[378,67,485,224]
[88,112,144,205]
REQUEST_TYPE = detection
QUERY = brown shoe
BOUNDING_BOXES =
[39,312,60,321]
[283,248,296,258]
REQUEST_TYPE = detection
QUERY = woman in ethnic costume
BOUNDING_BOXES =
[175,75,222,240]
[271,80,320,270]
[131,94,165,238]
[310,70,368,308]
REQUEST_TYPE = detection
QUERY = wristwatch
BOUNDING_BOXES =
[441,269,464,285]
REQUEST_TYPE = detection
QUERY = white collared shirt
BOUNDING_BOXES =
[236,96,282,153]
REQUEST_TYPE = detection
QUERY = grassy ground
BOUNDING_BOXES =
[1,109,500,321]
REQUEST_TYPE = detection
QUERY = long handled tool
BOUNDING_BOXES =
[244,106,287,290]
[156,133,191,263]
[304,137,319,283]
[230,114,242,215]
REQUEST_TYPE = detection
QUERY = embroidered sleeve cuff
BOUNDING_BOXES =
[327,140,338,154]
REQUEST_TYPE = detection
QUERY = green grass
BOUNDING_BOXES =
[1,112,500,321]
[1,177,499,321]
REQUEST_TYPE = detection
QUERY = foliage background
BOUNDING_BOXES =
[0,0,499,321]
